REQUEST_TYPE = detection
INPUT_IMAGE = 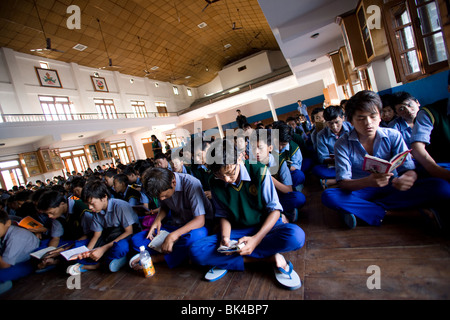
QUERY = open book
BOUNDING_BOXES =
[30,243,73,260]
[60,246,91,261]
[217,240,245,253]
[148,230,170,253]
[363,149,411,174]
[18,216,47,233]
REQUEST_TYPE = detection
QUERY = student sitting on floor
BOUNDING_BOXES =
[313,105,353,189]
[191,139,213,200]
[388,91,421,148]
[35,190,93,270]
[380,94,397,128]
[129,167,213,270]
[252,129,306,222]
[321,90,450,229]
[0,209,39,295]
[113,173,142,206]
[310,107,326,152]
[68,179,141,275]
[189,139,305,290]
[154,152,172,171]
[272,121,305,189]
[410,73,450,182]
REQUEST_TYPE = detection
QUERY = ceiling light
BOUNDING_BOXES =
[130,78,134,83]
[94,72,99,77]
[205,67,209,72]
[311,59,317,63]
[185,75,191,79]
[224,43,232,49]
[198,22,207,28]
[73,44,87,51]
[310,33,320,39]
[228,87,240,94]
[78,135,84,138]
[151,66,159,70]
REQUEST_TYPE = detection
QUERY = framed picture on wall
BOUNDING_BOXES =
[35,67,62,88]
[91,76,109,92]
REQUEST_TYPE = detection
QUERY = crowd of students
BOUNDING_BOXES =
[1,86,449,296]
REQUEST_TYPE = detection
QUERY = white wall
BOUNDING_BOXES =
[218,51,273,90]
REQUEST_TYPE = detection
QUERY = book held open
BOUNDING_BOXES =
[217,240,245,253]
[363,149,412,174]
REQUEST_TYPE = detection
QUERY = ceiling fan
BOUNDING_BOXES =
[165,48,182,83]
[30,0,64,53]
[137,36,153,77]
[97,18,121,69]
[202,0,220,12]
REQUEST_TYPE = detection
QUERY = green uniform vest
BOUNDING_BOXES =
[419,98,450,163]
[191,164,212,191]
[56,199,91,240]
[209,161,267,227]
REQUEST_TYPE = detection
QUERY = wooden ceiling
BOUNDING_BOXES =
[0,0,280,87]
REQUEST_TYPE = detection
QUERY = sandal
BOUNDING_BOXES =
[67,263,88,276]
[273,260,302,290]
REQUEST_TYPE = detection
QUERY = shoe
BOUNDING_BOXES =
[0,281,13,295]
[343,213,357,229]
[204,267,228,282]
[109,256,127,273]
[67,263,88,276]
[35,264,56,274]
[273,261,301,290]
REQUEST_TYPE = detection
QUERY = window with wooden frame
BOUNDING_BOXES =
[94,98,118,119]
[131,100,148,118]
[39,95,76,121]
[60,149,89,176]
[383,0,448,83]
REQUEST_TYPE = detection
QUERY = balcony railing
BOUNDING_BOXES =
[0,111,178,123]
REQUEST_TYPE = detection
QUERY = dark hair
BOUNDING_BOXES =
[142,168,174,199]
[104,169,117,178]
[81,180,110,201]
[154,153,167,161]
[113,173,129,186]
[392,91,418,111]
[37,190,66,211]
[323,105,344,121]
[380,94,395,109]
[344,90,382,122]
[123,166,136,177]
[311,107,324,117]
[70,176,85,190]
[0,209,9,224]
[208,138,238,174]
[31,188,48,203]
[272,121,292,143]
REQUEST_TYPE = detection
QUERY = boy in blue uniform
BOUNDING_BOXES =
[322,90,450,229]
[129,168,212,269]
[313,105,352,189]
[388,92,420,148]
[189,139,305,290]
[252,129,305,222]
[68,180,141,274]
[0,210,39,294]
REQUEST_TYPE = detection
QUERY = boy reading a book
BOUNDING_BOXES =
[129,167,213,269]
[68,180,141,274]
[189,139,305,290]
[321,90,450,229]
[113,173,142,206]
[35,190,93,270]
[0,209,39,295]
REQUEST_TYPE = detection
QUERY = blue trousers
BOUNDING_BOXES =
[131,225,209,268]
[189,218,305,271]
[291,169,305,187]
[278,191,306,212]
[312,164,336,179]
[0,260,35,283]
[322,177,450,226]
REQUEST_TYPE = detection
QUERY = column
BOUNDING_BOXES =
[267,94,278,122]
